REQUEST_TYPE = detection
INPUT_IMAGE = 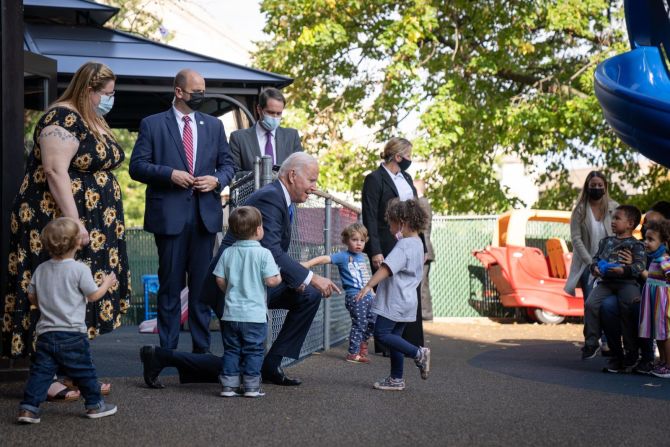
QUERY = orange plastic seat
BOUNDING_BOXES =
[546,238,569,279]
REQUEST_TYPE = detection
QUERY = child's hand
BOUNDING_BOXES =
[355,285,373,302]
[102,272,117,288]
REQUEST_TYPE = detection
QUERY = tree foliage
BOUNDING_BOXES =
[254,0,670,213]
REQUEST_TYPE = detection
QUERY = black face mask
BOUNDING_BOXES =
[397,156,412,171]
[184,91,205,111]
[587,188,605,200]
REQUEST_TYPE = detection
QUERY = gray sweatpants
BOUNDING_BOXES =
[583,280,641,349]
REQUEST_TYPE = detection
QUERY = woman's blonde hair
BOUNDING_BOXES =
[41,217,80,257]
[54,61,116,142]
[380,137,412,163]
[576,170,610,223]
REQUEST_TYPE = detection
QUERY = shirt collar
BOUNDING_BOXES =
[381,163,403,179]
[173,106,195,123]
[256,123,276,138]
[233,240,261,247]
[278,180,292,208]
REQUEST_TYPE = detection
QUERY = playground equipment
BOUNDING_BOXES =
[594,0,670,168]
[473,210,583,324]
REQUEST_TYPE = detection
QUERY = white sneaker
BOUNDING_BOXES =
[415,347,431,379]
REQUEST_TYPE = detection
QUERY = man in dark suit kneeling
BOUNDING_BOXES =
[140,152,340,388]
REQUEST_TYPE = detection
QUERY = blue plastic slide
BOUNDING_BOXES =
[594,0,670,168]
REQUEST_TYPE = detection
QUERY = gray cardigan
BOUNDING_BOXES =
[564,199,618,295]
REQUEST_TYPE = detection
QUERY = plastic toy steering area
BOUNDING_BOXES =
[473,210,582,324]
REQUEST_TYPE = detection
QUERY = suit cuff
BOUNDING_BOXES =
[303,271,313,287]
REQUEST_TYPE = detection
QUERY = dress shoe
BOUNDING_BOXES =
[261,366,302,386]
[139,345,165,389]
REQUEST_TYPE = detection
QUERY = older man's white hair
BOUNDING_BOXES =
[278,152,317,178]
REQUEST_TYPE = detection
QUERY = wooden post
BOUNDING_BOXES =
[1,0,29,376]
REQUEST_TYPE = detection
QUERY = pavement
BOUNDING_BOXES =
[1,321,670,446]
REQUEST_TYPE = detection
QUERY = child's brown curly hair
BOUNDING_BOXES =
[384,198,428,232]
[644,219,670,243]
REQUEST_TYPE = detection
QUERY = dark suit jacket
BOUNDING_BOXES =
[362,165,418,259]
[230,124,303,172]
[129,108,234,235]
[204,180,309,317]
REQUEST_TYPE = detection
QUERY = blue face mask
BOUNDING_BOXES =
[96,94,114,116]
[259,114,281,131]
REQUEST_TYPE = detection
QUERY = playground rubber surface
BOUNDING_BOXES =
[2,321,669,446]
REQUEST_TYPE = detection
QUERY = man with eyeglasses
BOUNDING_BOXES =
[230,87,303,174]
[130,68,235,354]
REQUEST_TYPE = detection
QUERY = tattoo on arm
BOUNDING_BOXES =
[39,127,77,143]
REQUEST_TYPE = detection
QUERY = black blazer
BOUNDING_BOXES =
[362,165,418,259]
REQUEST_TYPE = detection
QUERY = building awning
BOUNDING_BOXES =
[23,1,292,130]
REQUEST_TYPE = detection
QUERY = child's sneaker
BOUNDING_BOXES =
[603,357,624,373]
[651,364,670,379]
[85,403,117,419]
[373,376,405,391]
[346,353,369,364]
[243,387,266,398]
[220,386,242,397]
[414,347,431,379]
[359,341,369,357]
[581,344,600,360]
[17,409,40,424]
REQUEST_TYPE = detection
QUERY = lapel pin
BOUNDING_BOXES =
[199,121,204,125]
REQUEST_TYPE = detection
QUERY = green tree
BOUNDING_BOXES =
[254,0,670,213]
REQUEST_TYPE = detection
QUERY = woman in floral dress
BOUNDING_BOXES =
[1,62,130,398]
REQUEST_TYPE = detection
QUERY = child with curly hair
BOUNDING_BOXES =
[638,219,670,377]
[356,198,430,390]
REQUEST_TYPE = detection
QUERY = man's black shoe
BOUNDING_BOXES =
[261,366,302,386]
[581,344,600,360]
[140,345,165,389]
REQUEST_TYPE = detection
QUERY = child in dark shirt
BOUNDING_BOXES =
[582,205,645,363]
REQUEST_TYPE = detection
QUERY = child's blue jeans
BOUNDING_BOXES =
[219,321,267,389]
[374,315,420,379]
[20,331,103,415]
[345,294,375,354]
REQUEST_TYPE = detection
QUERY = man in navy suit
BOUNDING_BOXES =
[130,69,234,353]
[139,153,340,388]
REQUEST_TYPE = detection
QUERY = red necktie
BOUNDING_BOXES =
[182,115,194,174]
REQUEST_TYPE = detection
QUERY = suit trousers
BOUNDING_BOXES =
[154,194,215,351]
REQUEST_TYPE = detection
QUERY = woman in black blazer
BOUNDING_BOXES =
[362,137,424,351]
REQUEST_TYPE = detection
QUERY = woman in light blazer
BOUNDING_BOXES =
[564,171,618,298]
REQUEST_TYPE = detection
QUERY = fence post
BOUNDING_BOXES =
[323,198,332,350]
[260,155,273,187]
[253,157,261,191]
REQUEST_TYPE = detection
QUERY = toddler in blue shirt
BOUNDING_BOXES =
[213,206,281,398]
[303,223,375,363]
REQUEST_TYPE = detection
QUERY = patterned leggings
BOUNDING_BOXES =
[345,294,375,354]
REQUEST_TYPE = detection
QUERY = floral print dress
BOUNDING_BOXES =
[1,107,131,358]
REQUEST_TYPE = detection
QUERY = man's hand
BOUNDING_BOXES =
[193,175,219,192]
[592,266,602,278]
[371,254,384,270]
[310,274,341,298]
[171,170,195,189]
